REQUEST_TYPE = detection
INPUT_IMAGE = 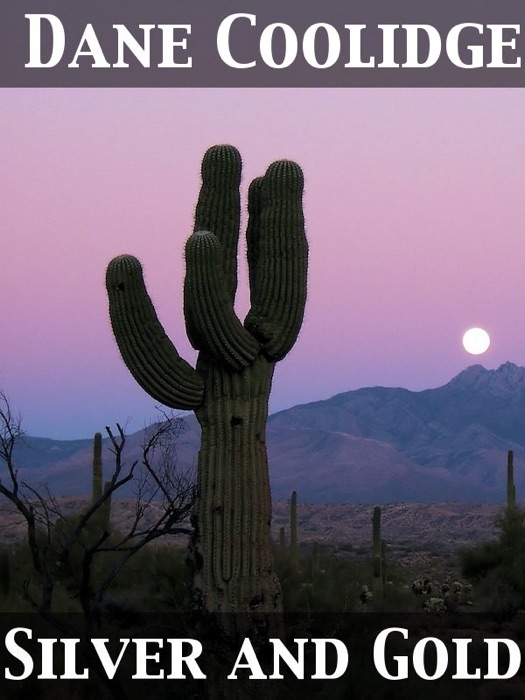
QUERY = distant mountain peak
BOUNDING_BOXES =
[498,360,524,376]
[447,361,525,394]
[452,364,486,380]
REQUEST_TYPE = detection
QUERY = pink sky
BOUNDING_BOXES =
[2,88,525,439]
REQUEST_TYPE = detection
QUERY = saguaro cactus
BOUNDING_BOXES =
[92,432,103,505]
[507,449,516,509]
[290,490,299,571]
[105,145,307,620]
[91,432,111,529]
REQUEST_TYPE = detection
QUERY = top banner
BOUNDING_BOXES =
[1,0,525,87]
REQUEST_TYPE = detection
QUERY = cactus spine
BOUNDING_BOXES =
[507,449,516,509]
[372,506,384,599]
[105,145,308,621]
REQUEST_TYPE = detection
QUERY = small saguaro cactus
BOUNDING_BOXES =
[381,538,387,589]
[372,505,384,599]
[91,432,111,529]
[507,449,516,509]
[105,145,308,622]
[92,432,103,505]
[290,490,299,571]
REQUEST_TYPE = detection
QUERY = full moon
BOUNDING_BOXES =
[462,327,491,355]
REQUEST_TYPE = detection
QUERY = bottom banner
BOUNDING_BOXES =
[0,612,524,699]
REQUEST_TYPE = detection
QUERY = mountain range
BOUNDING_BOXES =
[7,362,525,504]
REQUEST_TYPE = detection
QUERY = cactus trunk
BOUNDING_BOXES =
[191,356,279,612]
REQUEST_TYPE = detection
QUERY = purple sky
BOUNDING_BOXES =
[2,88,525,439]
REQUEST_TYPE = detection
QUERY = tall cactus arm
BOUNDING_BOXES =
[184,231,259,371]
[244,160,308,361]
[194,145,242,303]
[106,254,204,410]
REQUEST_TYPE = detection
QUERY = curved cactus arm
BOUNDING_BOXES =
[245,159,308,361]
[184,231,259,371]
[106,254,204,410]
[194,144,242,303]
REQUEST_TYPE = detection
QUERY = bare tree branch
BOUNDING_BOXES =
[0,392,196,630]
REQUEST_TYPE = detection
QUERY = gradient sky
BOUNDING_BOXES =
[2,88,525,439]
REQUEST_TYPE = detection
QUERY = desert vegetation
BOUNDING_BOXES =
[0,412,523,699]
